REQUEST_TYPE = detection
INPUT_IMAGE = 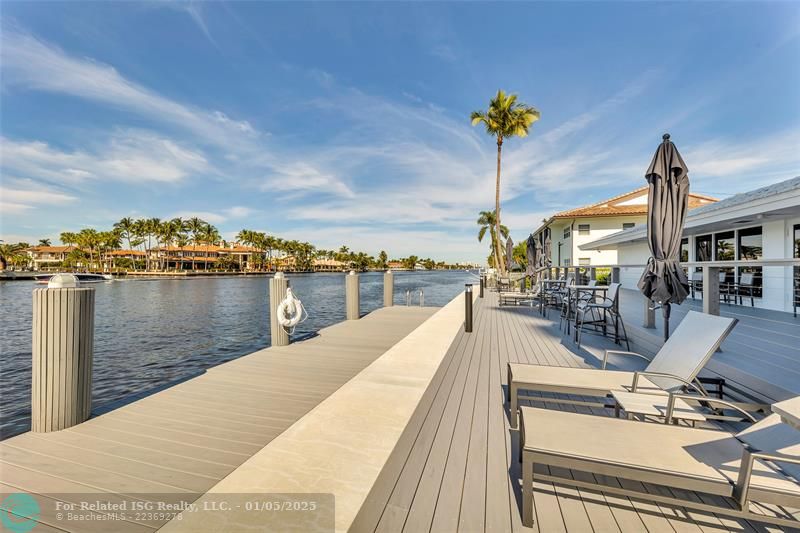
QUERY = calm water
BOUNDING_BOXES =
[0,271,473,438]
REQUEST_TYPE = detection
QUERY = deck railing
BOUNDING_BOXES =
[534,258,800,319]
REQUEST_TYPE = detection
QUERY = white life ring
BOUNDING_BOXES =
[277,288,306,330]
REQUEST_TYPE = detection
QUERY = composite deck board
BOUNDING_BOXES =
[361,291,793,532]
[0,305,437,533]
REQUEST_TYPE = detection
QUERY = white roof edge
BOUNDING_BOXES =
[579,176,800,251]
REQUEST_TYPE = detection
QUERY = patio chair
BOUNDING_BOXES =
[507,310,737,428]
[575,282,629,351]
[736,272,756,307]
[518,406,800,529]
[499,285,541,306]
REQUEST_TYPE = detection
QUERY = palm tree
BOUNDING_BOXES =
[477,210,509,269]
[114,217,137,270]
[471,90,540,275]
[0,243,27,271]
[59,232,77,247]
[38,238,51,246]
[198,224,220,270]
[186,217,205,271]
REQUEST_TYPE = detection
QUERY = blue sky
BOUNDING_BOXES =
[1,2,798,262]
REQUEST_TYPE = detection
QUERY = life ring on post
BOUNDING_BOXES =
[277,287,307,333]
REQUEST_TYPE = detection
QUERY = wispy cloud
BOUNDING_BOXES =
[0,178,77,214]
[171,206,258,225]
[1,131,208,184]
[0,26,253,148]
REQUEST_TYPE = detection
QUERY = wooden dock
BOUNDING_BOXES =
[0,305,436,532]
[356,291,792,533]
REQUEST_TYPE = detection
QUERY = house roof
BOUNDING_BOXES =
[103,249,146,256]
[26,246,75,253]
[551,186,717,219]
[580,176,800,250]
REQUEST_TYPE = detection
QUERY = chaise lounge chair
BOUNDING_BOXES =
[518,404,800,528]
[499,285,541,306]
[507,310,737,428]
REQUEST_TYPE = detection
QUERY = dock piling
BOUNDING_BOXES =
[383,270,394,307]
[465,284,473,333]
[32,281,95,432]
[270,272,290,346]
[346,271,360,320]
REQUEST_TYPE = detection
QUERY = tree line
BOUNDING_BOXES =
[1,217,461,272]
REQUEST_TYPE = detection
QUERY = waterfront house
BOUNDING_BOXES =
[532,187,717,269]
[581,176,800,313]
[24,245,77,270]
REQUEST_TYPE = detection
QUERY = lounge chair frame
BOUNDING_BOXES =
[519,408,800,528]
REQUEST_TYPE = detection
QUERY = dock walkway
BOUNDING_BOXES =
[0,305,436,532]
[358,291,791,533]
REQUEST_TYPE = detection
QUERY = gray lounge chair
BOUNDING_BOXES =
[499,285,541,306]
[507,310,737,428]
[519,406,800,528]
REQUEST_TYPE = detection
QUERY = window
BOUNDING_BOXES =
[563,259,570,266]
[578,258,591,266]
[578,224,590,235]
[680,238,689,262]
[563,227,571,239]
[623,222,635,230]
[714,231,735,261]
[738,226,763,260]
[696,234,712,262]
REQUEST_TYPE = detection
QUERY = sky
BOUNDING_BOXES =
[1,2,799,263]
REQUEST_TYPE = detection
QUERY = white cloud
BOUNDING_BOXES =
[1,131,208,183]
[171,206,257,225]
[684,129,800,189]
[0,178,77,215]
[0,26,256,148]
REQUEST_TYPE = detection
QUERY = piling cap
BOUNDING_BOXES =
[349,270,356,275]
[48,274,80,288]
[275,272,284,279]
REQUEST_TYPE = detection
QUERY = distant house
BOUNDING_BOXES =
[313,258,346,272]
[386,261,405,270]
[581,177,800,313]
[25,246,76,270]
[532,186,717,269]
[149,244,261,270]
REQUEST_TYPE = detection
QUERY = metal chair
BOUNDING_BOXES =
[735,272,756,307]
[575,282,630,351]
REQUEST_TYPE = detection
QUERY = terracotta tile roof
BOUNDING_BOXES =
[552,186,717,218]
[26,246,76,253]
[103,250,147,257]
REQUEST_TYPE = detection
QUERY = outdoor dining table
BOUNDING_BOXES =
[564,284,609,338]
[539,279,567,315]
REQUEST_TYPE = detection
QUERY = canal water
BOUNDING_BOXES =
[0,271,474,438]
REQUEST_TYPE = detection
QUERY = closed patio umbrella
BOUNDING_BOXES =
[525,234,537,277]
[637,133,691,341]
[506,236,515,273]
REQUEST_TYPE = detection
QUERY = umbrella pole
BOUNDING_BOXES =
[662,303,671,342]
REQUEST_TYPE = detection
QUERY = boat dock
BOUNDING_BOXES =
[1,285,797,532]
[0,305,438,532]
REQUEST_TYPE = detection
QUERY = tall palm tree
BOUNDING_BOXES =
[114,217,137,270]
[186,217,205,271]
[38,238,51,246]
[59,232,77,247]
[471,90,540,274]
[198,224,220,270]
[477,210,509,269]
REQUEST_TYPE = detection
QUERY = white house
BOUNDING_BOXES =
[531,186,716,268]
[580,176,800,313]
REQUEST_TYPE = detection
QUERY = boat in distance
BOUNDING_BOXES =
[34,273,114,284]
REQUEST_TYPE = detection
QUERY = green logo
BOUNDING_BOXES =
[1,493,40,533]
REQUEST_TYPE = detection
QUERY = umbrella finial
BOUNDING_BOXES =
[662,133,671,142]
